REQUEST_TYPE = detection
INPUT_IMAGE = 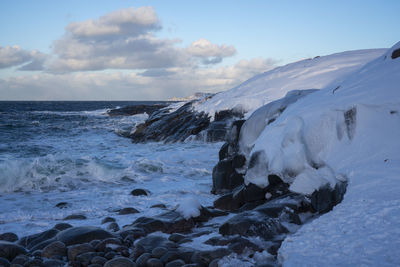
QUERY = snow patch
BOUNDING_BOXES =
[176,196,202,219]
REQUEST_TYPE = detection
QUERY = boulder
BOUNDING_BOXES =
[0,241,27,261]
[211,159,243,194]
[392,48,400,59]
[0,233,18,243]
[219,211,288,240]
[41,241,67,259]
[67,243,95,261]
[130,189,150,196]
[63,214,87,220]
[56,227,114,246]
[104,257,136,267]
[101,217,116,224]
[118,207,139,215]
[18,229,59,250]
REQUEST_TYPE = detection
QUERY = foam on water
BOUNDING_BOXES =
[0,101,219,236]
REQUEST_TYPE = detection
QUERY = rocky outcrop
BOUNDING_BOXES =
[129,97,244,143]
[107,103,170,116]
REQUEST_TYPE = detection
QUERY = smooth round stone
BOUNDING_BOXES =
[104,257,136,267]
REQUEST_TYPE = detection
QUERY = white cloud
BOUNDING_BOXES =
[0,46,45,70]
[187,38,236,64]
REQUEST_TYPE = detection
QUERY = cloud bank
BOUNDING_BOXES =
[0,6,276,100]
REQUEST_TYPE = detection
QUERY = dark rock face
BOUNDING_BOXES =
[311,181,347,213]
[0,241,27,261]
[56,227,114,246]
[392,48,400,59]
[211,159,244,194]
[219,211,288,240]
[107,103,169,117]
[129,97,244,143]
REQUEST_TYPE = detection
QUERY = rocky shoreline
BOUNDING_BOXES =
[0,101,348,267]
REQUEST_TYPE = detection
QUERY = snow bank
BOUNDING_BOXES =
[239,41,400,265]
[194,49,386,119]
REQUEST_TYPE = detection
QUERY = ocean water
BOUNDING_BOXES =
[0,101,220,236]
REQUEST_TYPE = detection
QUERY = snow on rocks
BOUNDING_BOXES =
[176,197,202,220]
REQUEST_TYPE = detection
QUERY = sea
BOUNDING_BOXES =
[0,101,221,236]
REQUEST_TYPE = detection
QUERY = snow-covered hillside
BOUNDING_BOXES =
[236,42,400,266]
[194,49,386,118]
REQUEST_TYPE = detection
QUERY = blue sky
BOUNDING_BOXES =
[0,0,399,100]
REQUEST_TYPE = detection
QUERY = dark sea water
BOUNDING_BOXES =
[0,101,219,235]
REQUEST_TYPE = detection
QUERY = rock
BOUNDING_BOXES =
[55,202,70,209]
[23,258,43,267]
[160,251,179,263]
[219,211,288,240]
[63,214,87,220]
[165,259,186,267]
[130,189,150,196]
[0,241,27,261]
[135,253,152,267]
[101,217,116,224]
[41,241,66,259]
[392,48,400,59]
[104,257,136,267]
[168,233,186,243]
[129,211,195,234]
[213,192,239,211]
[150,204,167,209]
[242,183,266,203]
[107,222,120,232]
[218,143,229,161]
[91,256,107,265]
[129,244,145,261]
[232,154,246,169]
[95,238,122,252]
[151,247,168,258]
[104,251,117,260]
[206,121,228,142]
[135,235,176,253]
[118,228,146,240]
[310,181,347,214]
[205,236,261,254]
[53,223,73,231]
[0,257,10,267]
[107,104,168,117]
[211,159,243,194]
[18,229,59,250]
[76,252,102,266]
[209,259,219,267]
[118,207,139,215]
[146,258,163,267]
[191,248,231,266]
[67,243,95,261]
[56,227,114,246]
[9,254,28,265]
[42,258,65,267]
[0,233,18,243]
[88,264,103,267]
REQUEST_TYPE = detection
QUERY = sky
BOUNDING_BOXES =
[0,0,399,100]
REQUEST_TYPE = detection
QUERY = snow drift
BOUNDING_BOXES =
[194,49,386,119]
[237,42,400,266]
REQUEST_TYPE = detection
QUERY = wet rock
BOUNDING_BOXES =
[53,223,73,231]
[168,233,186,243]
[219,211,288,240]
[95,238,122,252]
[151,247,168,258]
[23,258,43,267]
[205,236,261,254]
[160,251,179,263]
[0,233,18,243]
[118,207,139,215]
[42,258,65,267]
[213,192,240,211]
[212,159,243,194]
[311,181,347,214]
[130,189,150,196]
[135,235,176,253]
[146,258,163,267]
[67,243,95,261]
[56,227,114,246]
[55,202,70,209]
[150,204,167,209]
[10,254,28,265]
[76,252,102,266]
[91,256,107,265]
[41,241,66,259]
[104,257,136,267]
[101,217,116,224]
[118,228,146,240]
[165,259,186,267]
[232,154,246,168]
[107,222,120,232]
[0,241,27,261]
[135,253,152,267]
[88,264,103,267]
[129,244,145,261]
[63,214,87,220]
[104,251,117,260]
[108,104,169,117]
[392,48,400,59]
[218,143,229,161]
[191,248,231,266]
[18,229,59,250]
[0,257,10,267]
